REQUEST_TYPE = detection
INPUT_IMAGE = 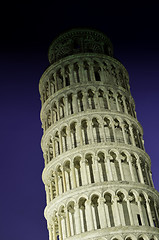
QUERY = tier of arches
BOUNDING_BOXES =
[89,236,159,240]
[40,56,129,104]
[47,189,159,239]
[44,149,153,203]
[42,87,136,132]
[43,115,144,163]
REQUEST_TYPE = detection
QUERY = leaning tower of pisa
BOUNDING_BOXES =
[39,29,159,240]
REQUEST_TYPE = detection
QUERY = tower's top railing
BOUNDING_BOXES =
[48,28,113,64]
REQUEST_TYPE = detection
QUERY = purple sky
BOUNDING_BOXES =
[1,2,159,240]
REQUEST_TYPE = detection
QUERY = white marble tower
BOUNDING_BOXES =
[39,29,159,240]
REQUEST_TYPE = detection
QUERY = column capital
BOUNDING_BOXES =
[85,199,91,205]
[112,195,119,203]
[98,196,105,204]
[74,202,79,209]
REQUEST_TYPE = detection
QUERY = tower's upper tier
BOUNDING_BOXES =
[48,28,113,64]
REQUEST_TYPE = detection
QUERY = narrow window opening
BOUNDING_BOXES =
[137,214,142,226]
[95,71,101,81]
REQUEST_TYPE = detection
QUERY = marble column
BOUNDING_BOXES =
[74,203,82,234]
[85,200,94,231]
[98,197,107,228]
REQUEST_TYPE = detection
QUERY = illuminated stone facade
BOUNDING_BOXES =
[39,29,159,240]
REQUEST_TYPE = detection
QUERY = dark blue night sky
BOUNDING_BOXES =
[1,2,159,240]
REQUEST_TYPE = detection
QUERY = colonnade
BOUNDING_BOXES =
[43,115,144,164]
[42,87,136,132]
[44,150,153,203]
[47,189,159,239]
[40,56,129,105]
[40,30,159,240]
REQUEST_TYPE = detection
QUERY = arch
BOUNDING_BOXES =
[47,137,53,162]
[62,157,72,166]
[58,204,66,214]
[54,131,60,156]
[85,153,95,184]
[125,234,136,240]
[59,97,65,119]
[121,71,129,90]
[91,194,101,229]
[68,93,74,115]
[109,151,122,181]
[87,89,96,109]
[104,192,115,227]
[117,92,124,112]
[74,62,80,83]
[84,150,95,158]
[108,89,117,111]
[46,173,56,202]
[139,192,150,226]
[52,102,58,124]
[56,68,64,90]
[70,122,78,148]
[131,153,140,183]
[81,119,89,145]
[111,236,123,240]
[130,102,136,118]
[132,124,143,149]
[63,161,72,191]
[97,152,108,182]
[78,197,87,232]
[49,76,55,95]
[77,194,88,203]
[116,190,130,226]
[73,156,82,187]
[120,151,132,182]
[47,109,52,128]
[69,118,79,126]
[109,148,120,157]
[56,165,64,194]
[114,118,124,143]
[120,149,131,158]
[58,205,67,239]
[110,64,117,79]
[61,126,68,152]
[94,60,101,82]
[150,236,158,240]
[64,64,70,86]
[97,238,107,240]
[128,190,141,226]
[125,97,133,116]
[67,201,76,236]
[129,189,139,200]
[90,113,103,122]
[123,120,132,144]
[116,188,128,197]
[139,157,149,185]
[83,60,91,81]
[149,195,159,227]
[77,90,84,111]
[85,85,97,92]
[45,81,49,100]
[103,189,115,198]
[98,89,108,109]
[138,235,149,240]
[104,117,114,142]
[92,118,102,143]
